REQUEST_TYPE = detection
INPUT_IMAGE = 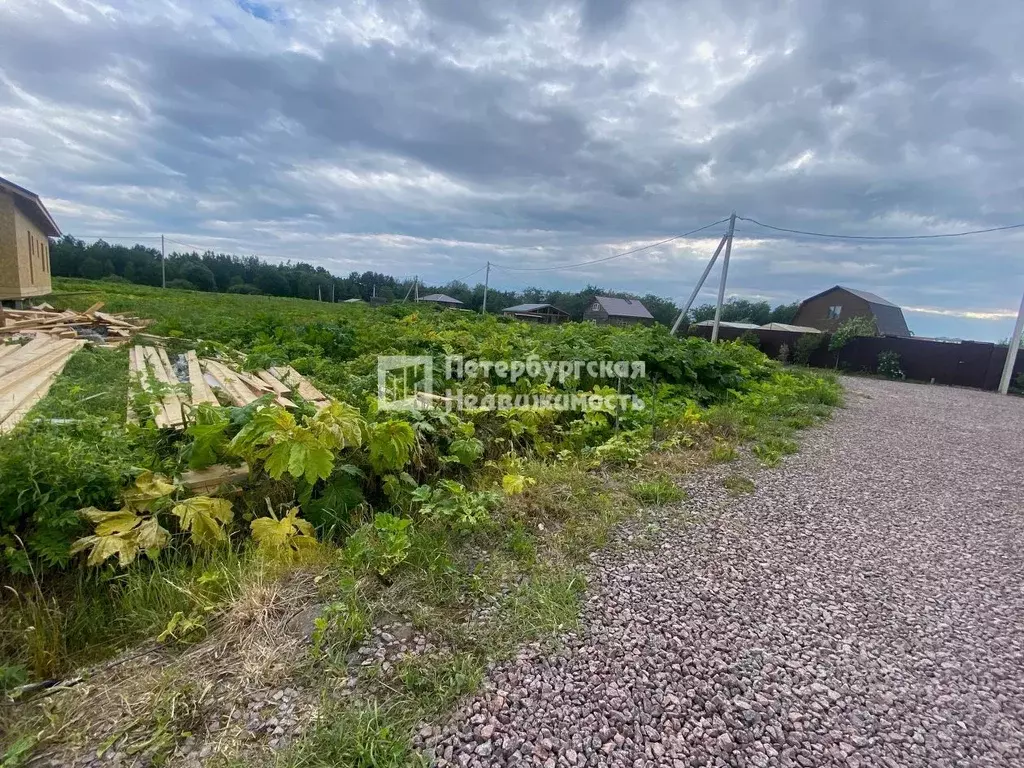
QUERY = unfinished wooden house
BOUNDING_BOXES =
[0,176,61,301]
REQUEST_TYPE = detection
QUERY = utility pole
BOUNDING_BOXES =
[318,285,322,302]
[711,213,737,343]
[998,286,1024,394]
[414,276,419,302]
[161,234,166,289]
[331,283,335,303]
[670,233,729,335]
[481,262,491,314]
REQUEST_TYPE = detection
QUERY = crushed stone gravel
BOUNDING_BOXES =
[426,378,1024,767]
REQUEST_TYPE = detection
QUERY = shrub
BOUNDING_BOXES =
[792,334,822,365]
[737,330,761,349]
[828,316,878,367]
[877,350,905,380]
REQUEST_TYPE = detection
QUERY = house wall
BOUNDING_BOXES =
[0,190,19,299]
[792,290,873,332]
[582,302,609,323]
[0,190,52,300]
[15,203,52,298]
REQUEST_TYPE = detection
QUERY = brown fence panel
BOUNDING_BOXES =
[685,324,1024,391]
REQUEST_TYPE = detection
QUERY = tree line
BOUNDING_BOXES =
[49,236,799,326]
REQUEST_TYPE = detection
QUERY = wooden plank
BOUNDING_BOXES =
[255,369,291,394]
[142,346,184,427]
[270,365,330,405]
[185,350,219,406]
[133,346,166,427]
[83,302,105,316]
[179,463,250,494]
[0,341,84,431]
[0,344,22,361]
[95,312,143,330]
[0,339,78,395]
[201,360,260,406]
[0,337,57,377]
[127,346,139,425]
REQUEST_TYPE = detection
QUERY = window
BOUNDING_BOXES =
[28,232,35,282]
[828,305,842,319]
[591,302,601,311]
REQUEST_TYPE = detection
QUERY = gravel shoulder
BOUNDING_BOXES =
[427,378,1024,767]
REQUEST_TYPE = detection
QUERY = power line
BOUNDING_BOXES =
[448,264,488,283]
[737,216,1024,241]
[489,217,731,273]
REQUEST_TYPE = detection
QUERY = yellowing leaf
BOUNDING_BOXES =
[172,496,233,547]
[250,507,317,559]
[70,533,141,567]
[502,473,536,495]
[123,471,176,511]
[80,507,142,536]
[135,517,171,552]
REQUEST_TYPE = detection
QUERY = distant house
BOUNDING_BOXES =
[501,303,570,324]
[583,296,654,326]
[418,293,464,309]
[0,176,61,301]
[792,286,911,337]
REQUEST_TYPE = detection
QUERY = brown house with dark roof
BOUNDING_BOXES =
[501,303,570,324]
[792,285,911,337]
[583,295,654,326]
[0,176,61,301]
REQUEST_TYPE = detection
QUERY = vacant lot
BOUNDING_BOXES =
[430,378,1024,767]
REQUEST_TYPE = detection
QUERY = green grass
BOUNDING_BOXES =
[630,477,687,505]
[272,700,422,768]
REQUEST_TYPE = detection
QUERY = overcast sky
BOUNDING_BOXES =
[2,0,1023,339]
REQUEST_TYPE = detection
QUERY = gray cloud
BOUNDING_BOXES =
[1,0,1023,339]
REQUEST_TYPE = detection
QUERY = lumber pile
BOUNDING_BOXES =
[128,346,334,429]
[0,336,86,433]
[0,302,149,343]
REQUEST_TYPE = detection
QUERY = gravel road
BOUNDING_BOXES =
[426,378,1024,767]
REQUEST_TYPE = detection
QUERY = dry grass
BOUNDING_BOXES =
[3,559,331,767]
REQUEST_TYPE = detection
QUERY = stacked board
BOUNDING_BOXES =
[129,346,333,429]
[0,336,86,433]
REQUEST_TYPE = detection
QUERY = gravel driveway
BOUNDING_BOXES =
[426,378,1024,767]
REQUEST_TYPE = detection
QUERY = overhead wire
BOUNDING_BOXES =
[736,216,1024,241]
[448,264,488,283]
[488,217,731,273]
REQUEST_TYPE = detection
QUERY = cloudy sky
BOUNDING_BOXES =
[2,0,1023,339]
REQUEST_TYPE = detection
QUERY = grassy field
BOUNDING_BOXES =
[1,278,841,766]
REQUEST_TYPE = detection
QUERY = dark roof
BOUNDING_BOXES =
[799,285,911,337]
[502,303,569,315]
[592,295,654,319]
[418,293,464,305]
[0,175,61,237]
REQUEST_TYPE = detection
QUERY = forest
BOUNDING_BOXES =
[48,236,800,327]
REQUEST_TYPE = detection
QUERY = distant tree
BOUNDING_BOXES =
[180,262,217,292]
[167,278,197,291]
[78,257,105,280]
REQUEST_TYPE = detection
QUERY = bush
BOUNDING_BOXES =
[793,334,822,365]
[828,316,878,367]
[877,350,905,380]
[166,278,197,291]
[226,283,262,295]
[737,330,761,349]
